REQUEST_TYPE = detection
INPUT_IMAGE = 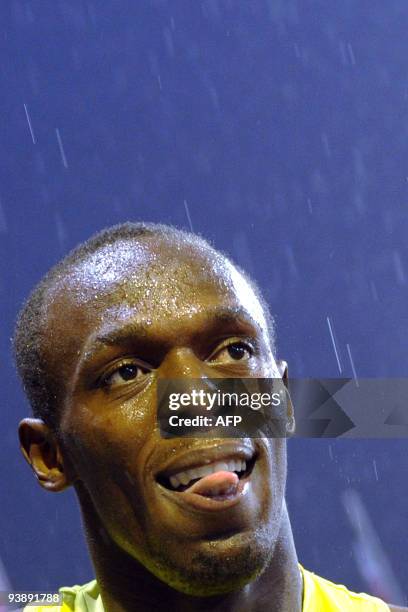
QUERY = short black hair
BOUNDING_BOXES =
[13,221,276,429]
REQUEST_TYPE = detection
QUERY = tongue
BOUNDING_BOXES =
[185,470,239,498]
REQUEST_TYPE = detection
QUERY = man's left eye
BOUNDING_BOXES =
[209,341,254,363]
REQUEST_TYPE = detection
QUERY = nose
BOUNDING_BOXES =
[156,347,227,438]
[158,347,216,380]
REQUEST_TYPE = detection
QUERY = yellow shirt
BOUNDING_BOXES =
[300,565,390,611]
[24,564,390,611]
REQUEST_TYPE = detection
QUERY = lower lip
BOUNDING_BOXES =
[159,476,251,512]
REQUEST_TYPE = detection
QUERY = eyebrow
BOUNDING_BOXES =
[77,305,263,373]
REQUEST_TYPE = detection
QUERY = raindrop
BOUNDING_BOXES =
[55,128,68,169]
[184,199,194,231]
[392,250,406,285]
[370,280,379,301]
[163,27,175,57]
[54,211,67,250]
[326,316,343,373]
[23,103,36,144]
[347,42,356,66]
[328,444,334,460]
[346,343,359,387]
[284,244,298,278]
[293,43,301,59]
[321,133,331,157]
[373,459,379,481]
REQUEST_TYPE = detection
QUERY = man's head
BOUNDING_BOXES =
[15,222,293,596]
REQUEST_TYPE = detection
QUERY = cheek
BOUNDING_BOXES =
[62,403,157,554]
[61,398,154,491]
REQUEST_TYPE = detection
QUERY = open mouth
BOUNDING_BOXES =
[157,453,256,502]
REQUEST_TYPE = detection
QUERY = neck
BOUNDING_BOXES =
[79,495,302,612]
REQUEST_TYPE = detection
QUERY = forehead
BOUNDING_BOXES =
[68,238,228,310]
[44,238,268,368]
[49,237,267,326]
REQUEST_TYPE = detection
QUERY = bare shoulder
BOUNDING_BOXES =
[388,605,408,611]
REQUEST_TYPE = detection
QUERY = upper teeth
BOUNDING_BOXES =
[169,458,247,489]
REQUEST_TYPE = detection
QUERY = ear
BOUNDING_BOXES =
[276,360,295,436]
[18,418,75,492]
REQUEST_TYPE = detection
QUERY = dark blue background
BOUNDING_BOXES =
[1,0,407,604]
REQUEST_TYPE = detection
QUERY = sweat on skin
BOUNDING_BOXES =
[18,233,303,612]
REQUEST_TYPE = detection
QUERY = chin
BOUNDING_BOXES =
[149,526,275,597]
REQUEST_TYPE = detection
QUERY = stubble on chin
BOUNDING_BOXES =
[148,527,276,597]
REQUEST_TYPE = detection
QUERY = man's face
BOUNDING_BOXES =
[43,237,287,595]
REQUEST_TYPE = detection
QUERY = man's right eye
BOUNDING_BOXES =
[101,362,150,388]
